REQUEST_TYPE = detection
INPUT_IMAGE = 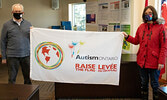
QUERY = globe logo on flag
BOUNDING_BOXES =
[35,42,64,69]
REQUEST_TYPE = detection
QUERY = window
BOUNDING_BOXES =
[69,3,86,31]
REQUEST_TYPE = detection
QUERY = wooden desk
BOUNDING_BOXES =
[158,87,167,100]
[0,84,39,100]
[55,54,141,99]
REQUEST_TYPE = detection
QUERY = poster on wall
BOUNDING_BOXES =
[108,23,120,32]
[121,25,130,51]
[86,14,96,24]
[86,2,98,25]
[121,0,129,8]
[99,3,108,10]
[98,3,109,24]
[110,0,120,10]
[109,0,120,23]
[98,24,108,32]
[121,0,130,23]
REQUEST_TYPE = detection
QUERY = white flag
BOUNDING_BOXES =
[30,28,124,85]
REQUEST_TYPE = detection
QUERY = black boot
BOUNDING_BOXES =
[153,92,159,100]
[141,91,148,100]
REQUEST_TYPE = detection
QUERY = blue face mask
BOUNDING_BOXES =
[145,14,153,21]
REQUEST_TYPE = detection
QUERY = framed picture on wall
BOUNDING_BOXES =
[0,0,2,8]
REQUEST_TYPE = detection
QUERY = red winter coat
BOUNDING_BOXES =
[126,22,166,69]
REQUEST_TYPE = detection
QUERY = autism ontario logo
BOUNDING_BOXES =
[68,41,85,57]
[35,42,64,70]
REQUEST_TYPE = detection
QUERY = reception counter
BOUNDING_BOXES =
[55,54,141,99]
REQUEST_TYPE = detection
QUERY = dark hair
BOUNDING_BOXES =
[142,5,158,23]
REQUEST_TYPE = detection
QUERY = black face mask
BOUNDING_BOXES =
[13,13,23,20]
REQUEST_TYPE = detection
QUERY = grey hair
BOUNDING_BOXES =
[12,3,24,12]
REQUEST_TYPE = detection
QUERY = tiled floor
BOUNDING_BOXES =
[0,62,158,100]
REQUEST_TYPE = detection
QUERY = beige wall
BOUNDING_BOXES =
[130,0,145,54]
[0,0,61,30]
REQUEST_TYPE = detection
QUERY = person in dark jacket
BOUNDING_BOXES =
[1,3,32,84]
[123,5,166,100]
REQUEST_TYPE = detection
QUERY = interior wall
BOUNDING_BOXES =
[0,0,61,30]
[131,0,145,54]
[0,0,62,54]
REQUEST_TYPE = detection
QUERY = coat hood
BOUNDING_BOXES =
[156,17,165,24]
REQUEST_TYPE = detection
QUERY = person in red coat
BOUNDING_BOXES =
[123,5,166,100]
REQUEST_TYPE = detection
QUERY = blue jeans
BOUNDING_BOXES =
[138,65,160,94]
[7,56,31,84]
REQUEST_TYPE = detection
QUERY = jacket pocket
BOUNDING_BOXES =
[152,51,159,59]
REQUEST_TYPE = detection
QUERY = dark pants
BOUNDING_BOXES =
[138,65,160,100]
[7,56,31,84]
